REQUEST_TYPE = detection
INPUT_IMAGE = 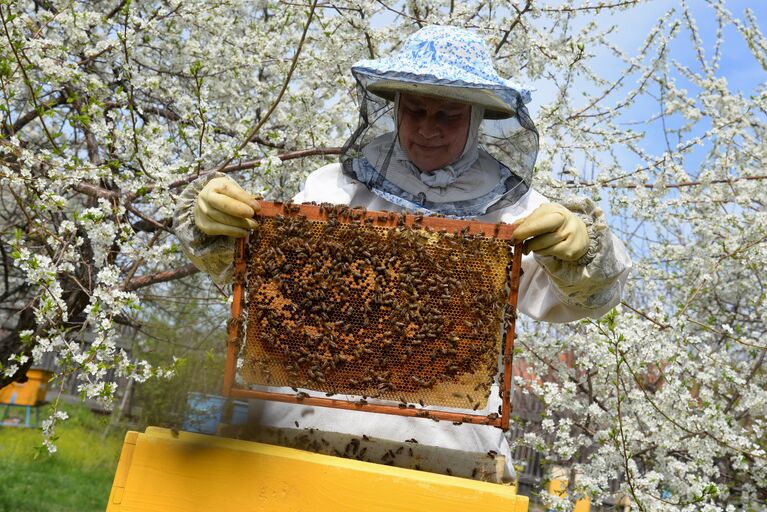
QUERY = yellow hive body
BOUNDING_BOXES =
[0,368,51,406]
[106,427,529,512]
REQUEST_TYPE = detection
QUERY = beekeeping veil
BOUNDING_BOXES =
[341,25,539,218]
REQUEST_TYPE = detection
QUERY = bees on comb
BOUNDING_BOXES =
[233,201,516,410]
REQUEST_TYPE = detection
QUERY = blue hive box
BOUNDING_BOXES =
[183,392,248,434]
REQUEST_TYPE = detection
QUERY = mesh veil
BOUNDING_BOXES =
[340,76,540,217]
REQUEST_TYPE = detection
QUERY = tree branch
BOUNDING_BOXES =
[540,1,640,13]
[123,263,199,291]
[215,0,319,172]
[167,146,343,191]
[495,0,532,54]
[3,92,67,137]
[560,174,767,190]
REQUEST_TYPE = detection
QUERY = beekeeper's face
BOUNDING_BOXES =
[397,93,472,172]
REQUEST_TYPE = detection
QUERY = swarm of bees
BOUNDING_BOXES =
[234,202,516,410]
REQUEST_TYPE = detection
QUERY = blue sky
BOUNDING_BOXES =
[530,0,766,166]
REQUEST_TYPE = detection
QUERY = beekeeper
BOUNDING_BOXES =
[174,26,631,480]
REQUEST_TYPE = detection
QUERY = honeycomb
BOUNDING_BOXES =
[232,203,516,409]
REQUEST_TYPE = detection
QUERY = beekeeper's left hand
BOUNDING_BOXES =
[511,203,589,262]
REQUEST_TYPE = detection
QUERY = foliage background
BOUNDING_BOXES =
[0,1,765,510]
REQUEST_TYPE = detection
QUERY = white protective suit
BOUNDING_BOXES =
[173,162,632,480]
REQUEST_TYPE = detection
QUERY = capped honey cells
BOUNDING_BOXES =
[231,202,517,409]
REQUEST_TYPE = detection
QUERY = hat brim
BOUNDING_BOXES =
[366,80,515,120]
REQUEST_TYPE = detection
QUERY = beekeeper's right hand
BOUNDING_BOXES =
[194,176,261,238]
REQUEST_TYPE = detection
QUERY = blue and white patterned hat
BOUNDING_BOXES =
[352,25,532,120]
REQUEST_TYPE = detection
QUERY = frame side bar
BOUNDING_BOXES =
[224,236,248,396]
[501,243,523,431]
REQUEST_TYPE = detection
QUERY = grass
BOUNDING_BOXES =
[0,401,127,512]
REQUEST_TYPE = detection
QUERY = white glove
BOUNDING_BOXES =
[194,176,261,238]
[511,203,589,262]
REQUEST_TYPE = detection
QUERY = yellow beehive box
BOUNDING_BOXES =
[547,473,590,512]
[0,369,51,406]
[107,427,529,512]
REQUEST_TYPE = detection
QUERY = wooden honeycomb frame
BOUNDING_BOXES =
[224,201,522,430]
